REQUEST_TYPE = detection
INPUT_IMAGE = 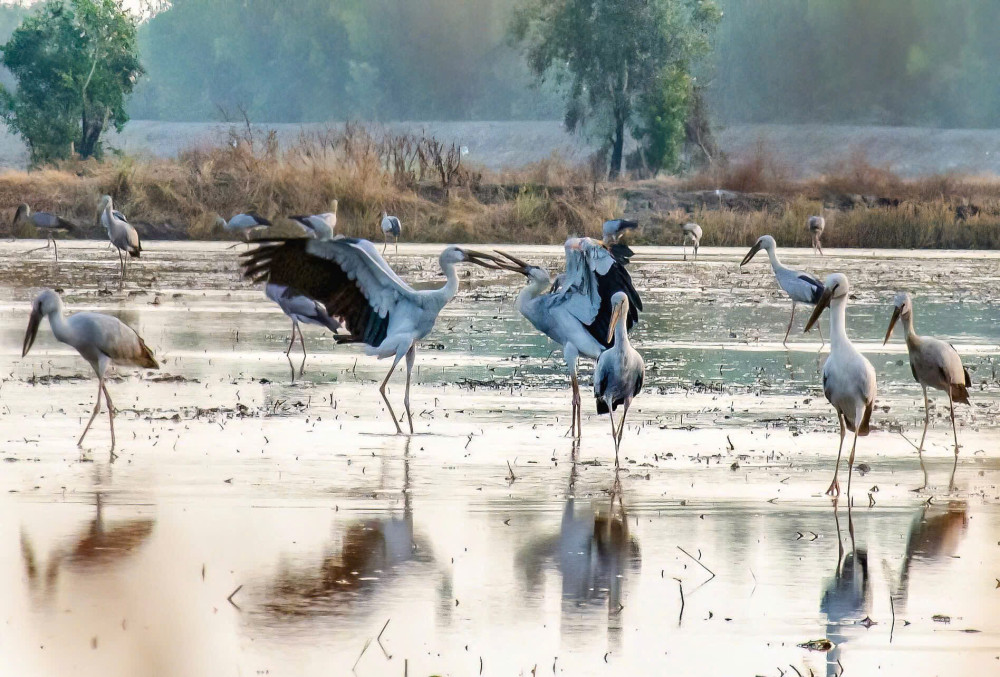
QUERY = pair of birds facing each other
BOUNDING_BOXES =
[803,274,969,497]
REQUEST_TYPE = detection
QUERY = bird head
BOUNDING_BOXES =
[740,234,776,266]
[883,291,913,344]
[23,289,61,357]
[804,273,849,333]
[380,210,388,219]
[607,291,630,343]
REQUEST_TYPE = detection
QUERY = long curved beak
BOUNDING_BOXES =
[22,309,41,357]
[883,306,901,345]
[466,248,531,276]
[462,249,508,269]
[740,242,761,267]
[607,303,623,344]
[804,286,835,333]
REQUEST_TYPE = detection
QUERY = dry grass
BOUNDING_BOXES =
[5,129,1000,248]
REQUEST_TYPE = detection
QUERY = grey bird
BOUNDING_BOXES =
[14,203,78,261]
[22,289,159,455]
[594,291,645,464]
[602,218,638,244]
[681,222,703,261]
[291,199,338,240]
[98,195,141,286]
[380,211,402,254]
[265,282,344,376]
[883,292,971,490]
[809,215,826,255]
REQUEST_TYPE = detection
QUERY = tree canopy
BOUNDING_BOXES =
[510,0,720,178]
[0,0,143,163]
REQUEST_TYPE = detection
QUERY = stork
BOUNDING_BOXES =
[242,238,499,433]
[594,292,645,464]
[216,213,271,246]
[883,292,971,489]
[265,282,343,376]
[14,204,78,261]
[809,215,826,255]
[682,222,702,261]
[380,211,402,254]
[98,195,141,285]
[602,218,638,245]
[21,289,159,455]
[804,273,877,498]
[291,199,338,240]
[740,234,826,348]
[473,238,642,438]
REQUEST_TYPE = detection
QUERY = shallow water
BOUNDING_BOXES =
[1,241,999,676]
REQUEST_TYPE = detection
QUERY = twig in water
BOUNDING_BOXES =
[677,545,716,581]
[227,584,243,608]
[889,589,895,643]
[352,637,372,673]
[790,665,804,677]
[378,617,392,658]
[674,578,685,625]
[506,460,517,482]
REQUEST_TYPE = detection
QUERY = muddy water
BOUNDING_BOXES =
[1,241,998,676]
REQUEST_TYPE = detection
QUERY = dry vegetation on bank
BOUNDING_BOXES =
[4,126,1000,249]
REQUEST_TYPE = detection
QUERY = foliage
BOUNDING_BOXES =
[510,0,720,178]
[0,0,143,164]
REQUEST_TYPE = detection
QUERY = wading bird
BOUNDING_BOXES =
[21,289,159,454]
[14,204,78,261]
[681,222,702,261]
[242,238,499,433]
[602,218,638,244]
[595,292,644,463]
[475,238,642,438]
[740,234,826,348]
[291,199,338,240]
[98,195,141,285]
[809,215,826,255]
[380,211,402,254]
[804,273,877,498]
[216,213,271,245]
[265,282,343,375]
[883,292,971,489]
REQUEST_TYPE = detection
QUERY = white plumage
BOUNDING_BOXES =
[602,218,638,244]
[741,234,826,348]
[682,222,703,261]
[98,195,141,285]
[883,291,971,490]
[243,237,499,433]
[291,200,338,240]
[265,282,343,372]
[21,289,159,454]
[594,292,645,463]
[217,213,271,242]
[804,273,877,498]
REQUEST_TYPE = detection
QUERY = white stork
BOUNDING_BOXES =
[883,292,971,489]
[265,282,343,374]
[14,204,78,261]
[741,234,826,348]
[21,289,159,454]
[809,215,826,255]
[472,237,642,438]
[291,199,338,240]
[681,222,702,261]
[98,195,141,285]
[594,292,645,463]
[242,237,499,434]
[804,273,877,498]
[380,211,402,254]
[602,218,638,244]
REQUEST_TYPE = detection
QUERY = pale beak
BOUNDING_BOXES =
[883,306,901,345]
[22,308,41,357]
[804,285,835,333]
[740,241,762,267]
[607,303,622,344]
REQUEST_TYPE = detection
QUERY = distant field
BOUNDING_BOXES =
[1,121,1000,177]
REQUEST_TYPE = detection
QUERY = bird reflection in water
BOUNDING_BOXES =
[517,442,641,652]
[259,439,445,621]
[20,492,156,604]
[820,503,869,677]
[892,500,968,613]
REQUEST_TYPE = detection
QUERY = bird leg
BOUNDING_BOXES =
[383,234,388,255]
[568,373,581,439]
[78,379,104,447]
[395,236,399,255]
[285,322,298,357]
[403,344,416,434]
[52,237,58,262]
[683,243,687,261]
[379,351,406,435]
[616,400,631,446]
[102,383,116,454]
[817,317,825,349]
[608,408,620,467]
[948,390,959,491]
[845,414,861,499]
[917,385,930,491]
[783,301,796,348]
[826,414,846,497]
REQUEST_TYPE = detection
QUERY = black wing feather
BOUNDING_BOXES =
[798,275,825,304]
[584,258,643,349]
[242,239,389,348]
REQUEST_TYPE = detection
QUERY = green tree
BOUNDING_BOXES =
[511,0,720,178]
[0,0,143,163]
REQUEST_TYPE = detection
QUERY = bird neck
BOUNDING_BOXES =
[45,304,71,342]
[613,312,630,348]
[439,260,460,303]
[828,296,850,350]
[900,313,921,347]
[765,247,789,274]
[517,277,549,313]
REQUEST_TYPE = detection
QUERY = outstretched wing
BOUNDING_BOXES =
[243,238,420,348]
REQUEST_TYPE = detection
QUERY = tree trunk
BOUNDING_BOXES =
[608,115,625,179]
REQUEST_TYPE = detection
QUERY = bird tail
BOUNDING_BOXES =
[951,383,970,405]
[596,398,609,415]
[856,401,874,436]
[56,216,80,233]
[135,336,159,369]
